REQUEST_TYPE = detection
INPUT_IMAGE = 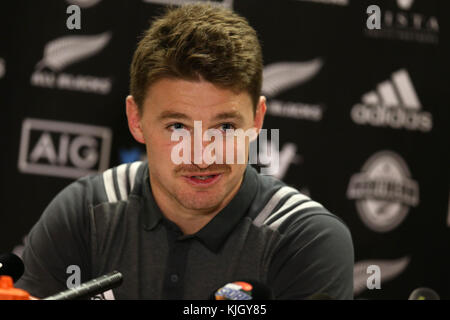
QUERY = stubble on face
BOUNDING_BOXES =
[140,78,255,218]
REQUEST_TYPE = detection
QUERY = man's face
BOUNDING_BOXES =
[126,78,266,215]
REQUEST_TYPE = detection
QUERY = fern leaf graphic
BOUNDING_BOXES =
[262,58,323,98]
[36,32,112,72]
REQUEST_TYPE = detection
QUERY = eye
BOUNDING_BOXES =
[167,123,185,131]
[219,123,235,132]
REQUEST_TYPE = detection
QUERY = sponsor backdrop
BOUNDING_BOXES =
[1,0,449,299]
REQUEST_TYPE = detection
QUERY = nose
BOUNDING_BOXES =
[191,135,217,168]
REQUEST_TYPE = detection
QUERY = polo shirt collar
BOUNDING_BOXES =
[141,165,259,253]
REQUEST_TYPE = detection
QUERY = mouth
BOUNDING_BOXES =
[181,173,223,187]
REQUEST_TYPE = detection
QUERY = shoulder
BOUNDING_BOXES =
[249,172,354,299]
[250,168,350,237]
[92,160,147,204]
[54,160,147,208]
[34,161,148,231]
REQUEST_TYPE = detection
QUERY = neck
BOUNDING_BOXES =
[149,174,243,235]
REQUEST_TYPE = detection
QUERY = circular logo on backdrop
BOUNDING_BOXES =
[397,0,414,10]
[347,151,419,232]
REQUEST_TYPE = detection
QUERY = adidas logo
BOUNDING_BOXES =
[351,69,433,132]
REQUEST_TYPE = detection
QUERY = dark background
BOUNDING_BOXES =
[1,0,449,299]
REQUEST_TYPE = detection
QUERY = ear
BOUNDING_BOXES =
[126,95,145,144]
[253,96,267,134]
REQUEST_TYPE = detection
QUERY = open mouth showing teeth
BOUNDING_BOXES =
[192,175,214,180]
[184,174,221,186]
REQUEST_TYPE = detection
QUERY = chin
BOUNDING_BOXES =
[176,192,224,211]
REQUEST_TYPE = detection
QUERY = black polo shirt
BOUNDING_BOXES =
[16,161,354,299]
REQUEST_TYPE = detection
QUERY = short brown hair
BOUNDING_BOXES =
[130,2,263,112]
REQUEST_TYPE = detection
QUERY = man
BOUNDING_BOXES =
[16,3,354,299]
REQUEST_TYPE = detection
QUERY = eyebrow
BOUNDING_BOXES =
[157,111,191,121]
[212,111,245,123]
[157,110,245,122]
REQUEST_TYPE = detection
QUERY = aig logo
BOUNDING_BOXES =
[18,118,112,179]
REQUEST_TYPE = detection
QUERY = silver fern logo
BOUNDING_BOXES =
[262,59,323,98]
[354,256,410,296]
[35,32,111,72]
[31,32,112,95]
[347,151,419,233]
[262,59,324,121]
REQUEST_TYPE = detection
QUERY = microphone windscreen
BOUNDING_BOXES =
[0,253,25,282]
[211,280,273,300]
[408,287,440,300]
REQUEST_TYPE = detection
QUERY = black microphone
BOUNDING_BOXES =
[0,253,25,283]
[211,280,273,300]
[43,271,123,300]
[408,287,440,300]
